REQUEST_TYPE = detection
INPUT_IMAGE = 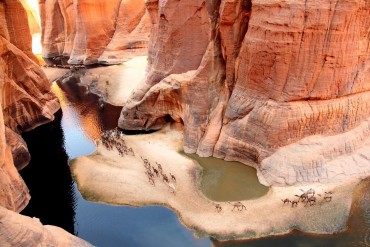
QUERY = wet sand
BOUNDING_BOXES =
[71,126,360,241]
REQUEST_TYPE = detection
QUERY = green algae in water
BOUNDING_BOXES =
[183,153,269,202]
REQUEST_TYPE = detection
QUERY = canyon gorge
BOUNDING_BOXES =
[0,0,369,245]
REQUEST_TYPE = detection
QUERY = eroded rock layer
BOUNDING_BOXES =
[119,0,370,185]
[39,0,151,64]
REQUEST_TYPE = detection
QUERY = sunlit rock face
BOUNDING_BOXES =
[0,0,60,212]
[119,0,370,185]
[39,0,150,65]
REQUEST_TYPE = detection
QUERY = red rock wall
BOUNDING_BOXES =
[0,0,60,211]
[119,0,370,182]
[39,0,151,65]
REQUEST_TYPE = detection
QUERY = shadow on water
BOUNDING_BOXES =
[20,110,76,234]
[183,153,269,202]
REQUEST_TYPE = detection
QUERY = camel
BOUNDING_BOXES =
[170,173,176,183]
[162,174,169,183]
[290,199,299,207]
[318,192,333,202]
[145,172,155,186]
[295,193,308,202]
[281,198,290,205]
[167,183,176,194]
[228,202,247,211]
[141,156,149,165]
[305,196,317,206]
[145,170,154,179]
[152,167,159,177]
[215,204,222,213]
[156,162,163,174]
[128,147,135,156]
[301,188,315,196]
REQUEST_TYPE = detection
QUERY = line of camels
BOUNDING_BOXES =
[281,188,333,207]
[213,188,333,213]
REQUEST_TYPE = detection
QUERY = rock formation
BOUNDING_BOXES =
[0,206,92,247]
[0,0,60,211]
[0,1,90,245]
[119,0,370,186]
[39,0,151,65]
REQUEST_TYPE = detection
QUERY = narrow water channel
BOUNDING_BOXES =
[20,74,370,247]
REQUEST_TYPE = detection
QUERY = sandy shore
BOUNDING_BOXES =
[70,126,361,241]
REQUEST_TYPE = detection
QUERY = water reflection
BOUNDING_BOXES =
[20,110,76,234]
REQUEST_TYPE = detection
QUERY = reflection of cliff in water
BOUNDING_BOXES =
[54,73,123,141]
[20,111,76,234]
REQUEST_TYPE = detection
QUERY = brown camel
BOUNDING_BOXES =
[281,198,290,205]
[228,202,247,211]
[305,196,317,206]
[215,204,222,213]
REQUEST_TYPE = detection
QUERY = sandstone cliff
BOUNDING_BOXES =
[0,0,60,211]
[0,1,89,245]
[39,0,151,65]
[119,0,370,186]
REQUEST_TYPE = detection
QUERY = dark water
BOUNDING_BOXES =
[20,76,370,247]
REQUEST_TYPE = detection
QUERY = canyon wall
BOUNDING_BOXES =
[0,1,90,246]
[39,0,151,65]
[0,0,60,212]
[119,0,370,186]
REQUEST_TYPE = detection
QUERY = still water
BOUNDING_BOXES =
[20,77,369,246]
[184,153,269,202]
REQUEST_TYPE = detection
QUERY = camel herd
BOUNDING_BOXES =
[100,129,177,194]
[282,188,333,208]
[213,188,334,213]
[140,156,177,194]
[101,129,135,157]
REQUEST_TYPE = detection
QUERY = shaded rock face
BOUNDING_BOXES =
[0,0,60,210]
[119,0,370,185]
[39,0,151,65]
